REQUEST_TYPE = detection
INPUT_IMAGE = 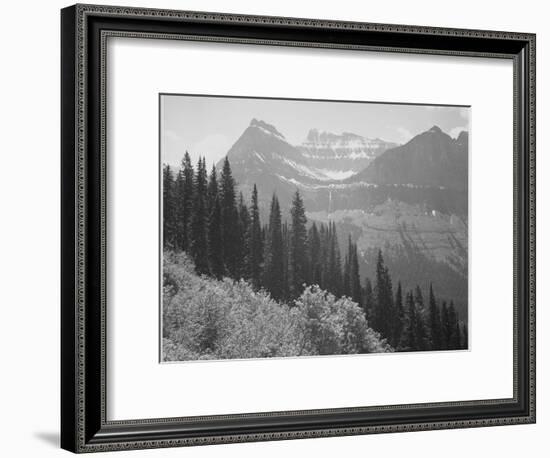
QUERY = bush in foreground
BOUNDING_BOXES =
[162,251,391,361]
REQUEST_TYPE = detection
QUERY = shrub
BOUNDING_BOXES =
[162,251,391,361]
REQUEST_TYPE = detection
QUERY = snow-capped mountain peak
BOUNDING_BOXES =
[428,125,443,134]
[299,129,399,175]
[249,118,286,140]
[221,120,401,191]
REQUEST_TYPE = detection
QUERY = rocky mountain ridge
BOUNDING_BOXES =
[213,118,469,313]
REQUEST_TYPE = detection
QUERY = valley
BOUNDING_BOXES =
[215,118,469,315]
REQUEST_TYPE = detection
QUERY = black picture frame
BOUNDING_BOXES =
[61,4,536,453]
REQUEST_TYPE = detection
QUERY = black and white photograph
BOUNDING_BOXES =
[0,0,543,455]
[160,95,470,362]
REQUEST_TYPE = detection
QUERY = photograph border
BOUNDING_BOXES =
[158,92,472,364]
[61,3,535,453]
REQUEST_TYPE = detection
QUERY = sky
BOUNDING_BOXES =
[161,94,470,168]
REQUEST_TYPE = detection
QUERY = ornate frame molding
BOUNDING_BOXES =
[61,3,535,453]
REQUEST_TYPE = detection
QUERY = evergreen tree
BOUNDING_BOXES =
[334,228,343,297]
[205,163,222,276]
[174,168,185,249]
[414,293,429,351]
[414,285,425,317]
[363,277,374,321]
[308,223,321,286]
[207,196,224,278]
[190,157,209,274]
[373,250,394,341]
[349,241,362,305]
[327,222,342,297]
[393,281,404,347]
[318,224,329,291]
[237,192,250,277]
[246,184,263,288]
[441,301,449,349]
[462,322,469,349]
[262,194,285,301]
[219,157,239,277]
[206,164,218,215]
[428,284,442,350]
[447,302,460,349]
[162,165,176,248]
[400,291,417,351]
[175,152,194,251]
[289,190,309,298]
[282,221,290,301]
[343,237,351,298]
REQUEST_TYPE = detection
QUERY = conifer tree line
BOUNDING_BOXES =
[163,154,468,351]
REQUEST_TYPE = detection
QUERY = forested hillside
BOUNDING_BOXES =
[162,155,468,360]
[163,252,391,360]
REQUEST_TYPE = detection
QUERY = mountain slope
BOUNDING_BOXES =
[216,120,468,310]
[222,119,398,186]
[220,119,399,206]
[298,129,398,178]
[351,126,468,191]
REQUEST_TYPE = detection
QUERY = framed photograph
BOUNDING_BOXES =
[61,4,536,453]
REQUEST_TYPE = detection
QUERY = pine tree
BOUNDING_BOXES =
[174,168,185,250]
[414,288,429,351]
[414,285,425,316]
[318,224,328,291]
[219,157,239,277]
[349,241,362,305]
[448,302,460,349]
[334,228,343,297]
[400,291,417,351]
[343,237,351,298]
[162,165,176,248]
[441,301,449,349]
[289,190,309,299]
[281,221,290,301]
[206,163,223,276]
[190,157,209,274]
[246,184,262,288]
[175,152,194,251]
[343,237,362,305]
[308,223,321,286]
[393,281,404,347]
[363,277,374,321]
[207,196,224,278]
[373,250,394,341]
[327,222,342,297]
[462,322,469,349]
[262,194,285,301]
[428,284,442,350]
[206,164,218,215]
[236,192,250,278]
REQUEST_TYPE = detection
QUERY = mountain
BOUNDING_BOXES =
[352,125,468,191]
[225,118,352,184]
[298,129,398,179]
[216,120,469,314]
[220,118,398,207]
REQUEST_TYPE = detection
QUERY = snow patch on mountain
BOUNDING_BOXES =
[254,151,266,163]
[276,174,381,190]
[249,118,286,140]
[317,169,357,180]
[302,151,383,160]
[297,128,399,175]
[303,131,391,151]
[278,156,333,181]
[276,155,358,181]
